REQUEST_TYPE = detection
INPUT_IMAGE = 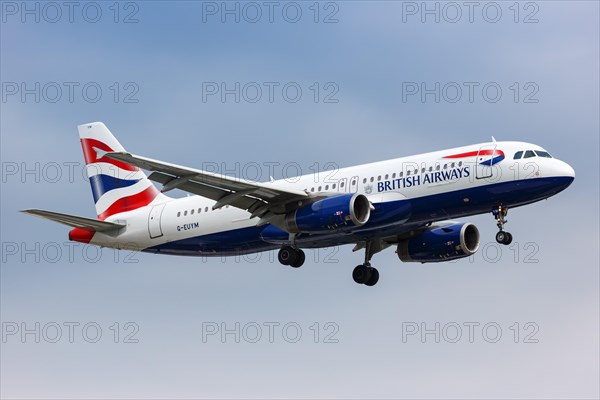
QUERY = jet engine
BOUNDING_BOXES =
[284,193,371,233]
[397,222,480,263]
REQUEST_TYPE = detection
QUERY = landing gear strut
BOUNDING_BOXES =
[493,206,513,245]
[353,241,379,286]
[278,245,305,268]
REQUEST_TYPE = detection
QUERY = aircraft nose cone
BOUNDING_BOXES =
[552,160,575,194]
[559,160,575,179]
[565,163,575,179]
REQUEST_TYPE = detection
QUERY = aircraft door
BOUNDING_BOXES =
[148,203,166,239]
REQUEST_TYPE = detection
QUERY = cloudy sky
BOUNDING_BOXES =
[1,1,598,398]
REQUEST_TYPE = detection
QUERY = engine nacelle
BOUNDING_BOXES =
[397,223,480,263]
[284,193,371,233]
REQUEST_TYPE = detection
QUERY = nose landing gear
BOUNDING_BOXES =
[493,206,513,245]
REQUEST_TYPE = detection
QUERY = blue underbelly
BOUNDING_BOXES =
[144,176,573,256]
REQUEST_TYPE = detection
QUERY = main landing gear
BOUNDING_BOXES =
[493,206,513,245]
[278,245,305,268]
[352,241,379,287]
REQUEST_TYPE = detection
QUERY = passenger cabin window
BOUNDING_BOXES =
[514,151,523,159]
[198,208,202,213]
[363,178,367,184]
[177,212,181,217]
[191,209,194,215]
[524,150,536,158]
[340,182,345,187]
[184,211,187,216]
[205,207,209,212]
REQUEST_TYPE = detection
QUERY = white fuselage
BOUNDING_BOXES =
[88,141,575,255]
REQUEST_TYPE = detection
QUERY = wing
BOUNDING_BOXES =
[104,152,310,223]
[21,209,125,232]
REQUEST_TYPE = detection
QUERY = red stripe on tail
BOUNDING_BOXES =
[80,138,139,171]
[97,185,160,220]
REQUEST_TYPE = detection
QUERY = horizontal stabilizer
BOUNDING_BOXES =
[21,209,125,232]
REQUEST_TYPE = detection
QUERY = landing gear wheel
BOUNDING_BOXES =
[495,231,513,245]
[493,206,513,245]
[352,265,372,284]
[278,246,305,267]
[278,246,298,266]
[289,249,305,268]
[365,268,379,286]
[495,231,507,244]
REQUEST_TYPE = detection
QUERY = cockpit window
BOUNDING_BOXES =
[513,151,523,159]
[535,150,553,158]
[523,150,536,158]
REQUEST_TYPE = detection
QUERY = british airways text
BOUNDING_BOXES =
[377,166,470,192]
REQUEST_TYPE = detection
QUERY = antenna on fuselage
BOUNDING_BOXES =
[491,136,497,143]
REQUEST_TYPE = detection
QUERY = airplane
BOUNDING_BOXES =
[23,122,575,286]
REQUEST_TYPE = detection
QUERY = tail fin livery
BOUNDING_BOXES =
[78,122,167,220]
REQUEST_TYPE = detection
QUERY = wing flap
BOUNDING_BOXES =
[21,209,125,232]
[148,171,262,210]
